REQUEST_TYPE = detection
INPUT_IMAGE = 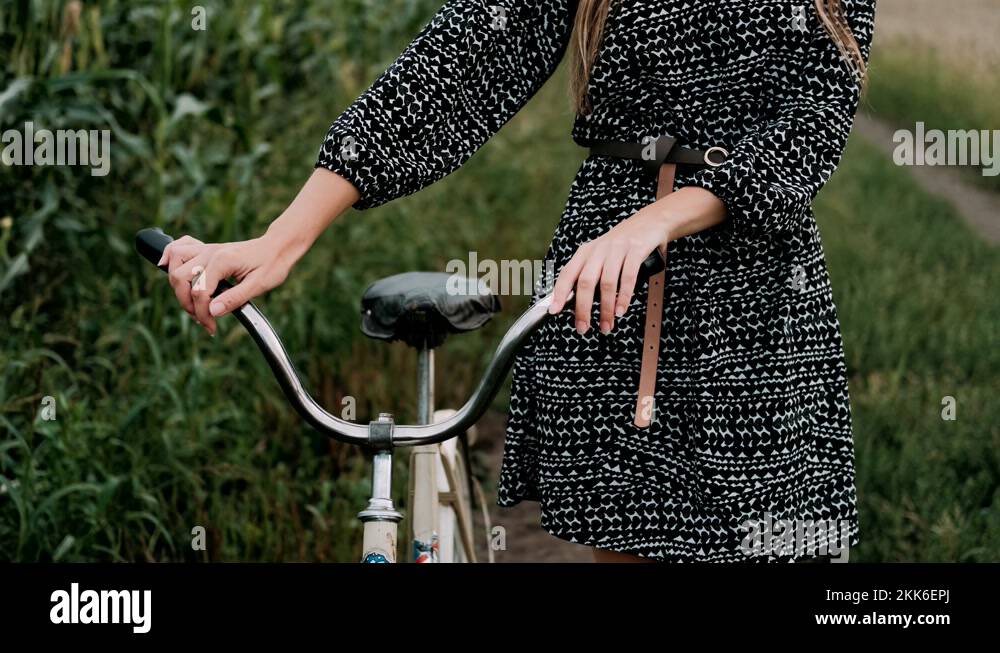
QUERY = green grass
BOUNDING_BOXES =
[1,1,997,562]
[865,42,1000,192]
[0,0,580,561]
[818,136,1000,561]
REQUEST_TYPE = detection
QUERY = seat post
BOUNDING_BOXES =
[410,343,439,561]
[417,345,434,424]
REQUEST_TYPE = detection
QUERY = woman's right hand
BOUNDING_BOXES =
[159,233,296,336]
[158,168,362,335]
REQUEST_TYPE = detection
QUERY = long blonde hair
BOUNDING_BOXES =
[570,0,867,114]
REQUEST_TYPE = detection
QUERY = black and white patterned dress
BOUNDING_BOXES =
[317,0,877,561]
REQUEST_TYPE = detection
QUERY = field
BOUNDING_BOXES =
[1,0,997,561]
[866,0,1000,191]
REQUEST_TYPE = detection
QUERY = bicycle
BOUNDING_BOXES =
[136,228,664,563]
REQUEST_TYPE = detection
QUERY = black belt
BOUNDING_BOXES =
[585,134,728,176]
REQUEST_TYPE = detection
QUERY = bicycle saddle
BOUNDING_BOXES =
[360,272,501,349]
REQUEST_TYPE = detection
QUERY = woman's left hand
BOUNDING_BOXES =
[547,205,670,335]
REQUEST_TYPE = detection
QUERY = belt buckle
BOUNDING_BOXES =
[703,146,728,167]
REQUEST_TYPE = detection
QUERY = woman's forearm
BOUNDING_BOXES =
[654,186,727,243]
[262,168,361,266]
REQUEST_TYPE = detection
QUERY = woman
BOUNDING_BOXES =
[160,0,876,562]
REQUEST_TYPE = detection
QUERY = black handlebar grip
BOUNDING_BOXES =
[135,228,234,297]
[638,249,665,282]
[135,227,173,272]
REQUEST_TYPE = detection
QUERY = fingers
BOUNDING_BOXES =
[209,273,257,319]
[574,251,604,335]
[163,235,207,321]
[161,235,274,337]
[190,252,235,336]
[548,243,590,315]
[158,235,203,267]
[549,239,641,335]
[598,243,627,334]
[167,252,204,318]
[616,248,646,317]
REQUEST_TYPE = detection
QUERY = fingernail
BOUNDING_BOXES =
[156,254,165,266]
[548,304,558,315]
[615,306,625,317]
[600,322,611,335]
[210,301,224,316]
[576,321,588,335]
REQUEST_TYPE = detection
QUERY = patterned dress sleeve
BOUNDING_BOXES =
[315,0,577,210]
[685,0,877,243]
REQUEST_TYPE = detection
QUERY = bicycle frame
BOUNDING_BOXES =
[359,347,444,564]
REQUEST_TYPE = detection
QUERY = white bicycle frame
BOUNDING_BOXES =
[361,348,478,563]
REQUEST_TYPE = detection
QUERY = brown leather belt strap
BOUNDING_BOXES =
[634,162,675,428]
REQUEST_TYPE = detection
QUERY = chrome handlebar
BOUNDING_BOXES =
[136,227,663,449]
[136,228,566,448]
[232,290,557,447]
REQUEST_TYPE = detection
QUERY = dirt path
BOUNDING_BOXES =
[471,410,592,563]
[853,112,1000,245]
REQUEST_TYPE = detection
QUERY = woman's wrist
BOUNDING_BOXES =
[257,167,361,271]
[650,186,727,243]
[655,208,679,245]
[261,216,315,268]
[633,203,676,250]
